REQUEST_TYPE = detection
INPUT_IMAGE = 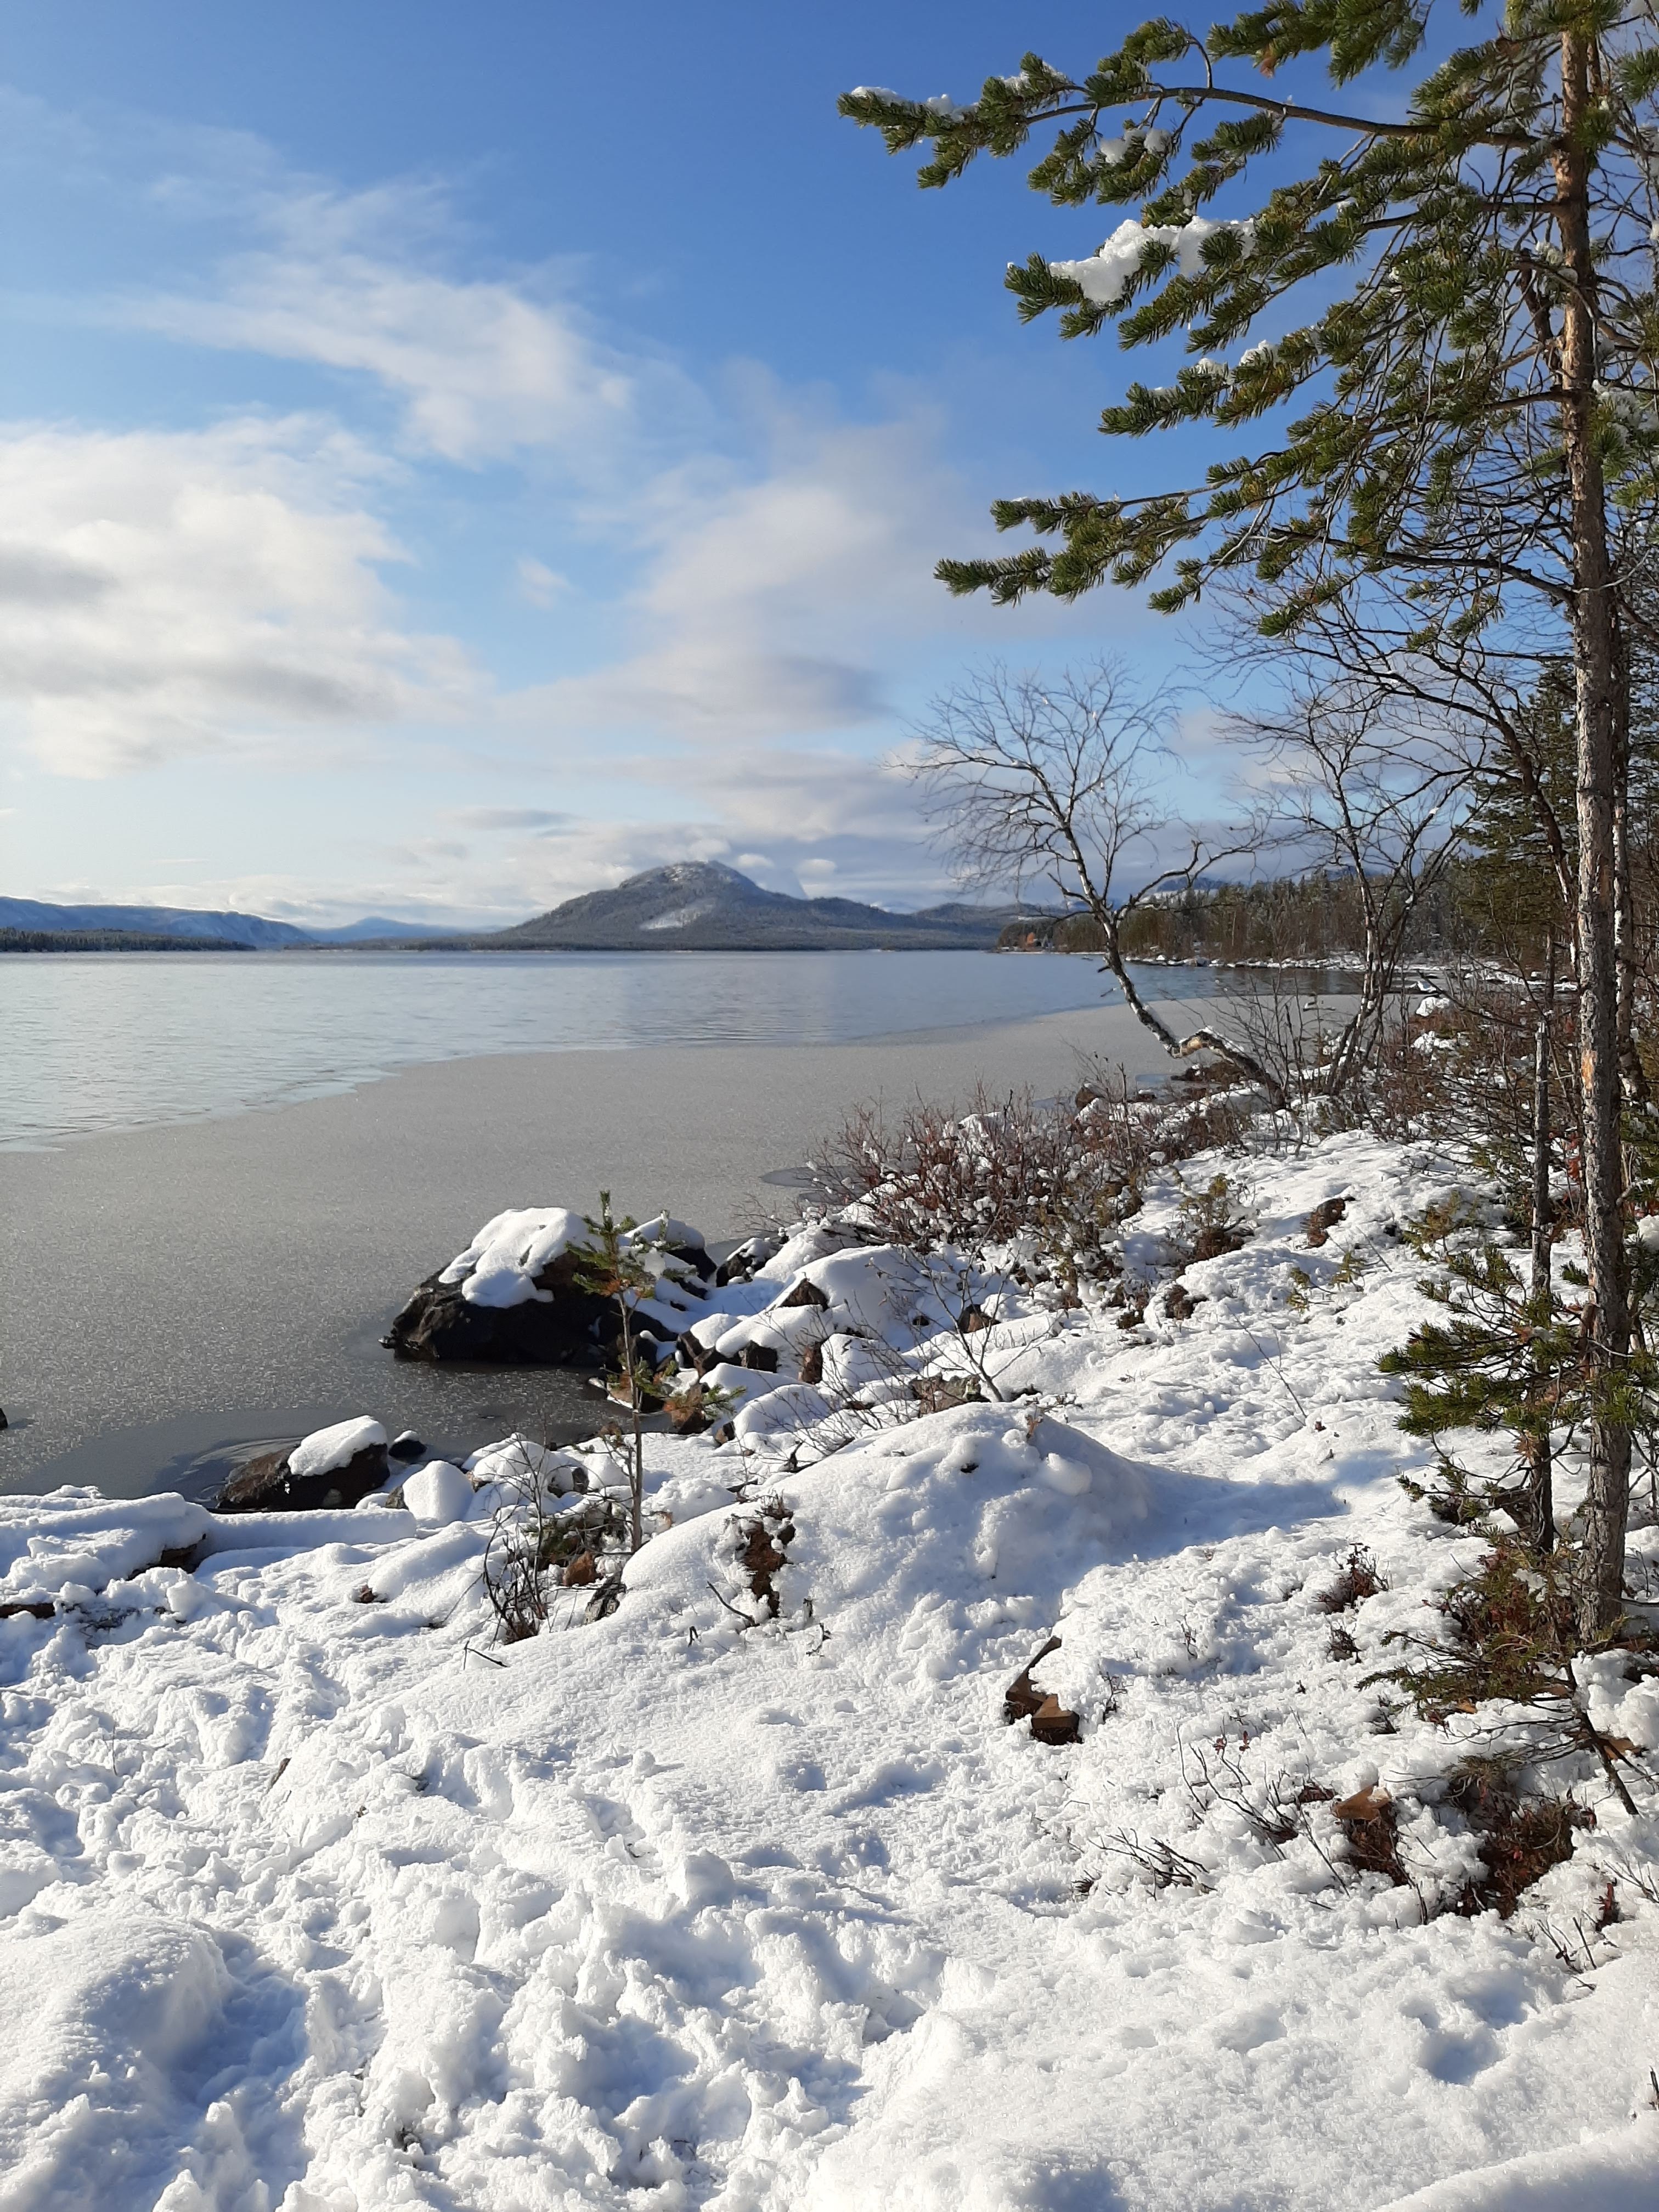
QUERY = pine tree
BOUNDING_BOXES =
[844,4,1659,1637]
[572,1193,663,1558]
[1453,663,1576,971]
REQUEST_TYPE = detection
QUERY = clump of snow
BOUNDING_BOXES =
[1051,214,1256,307]
[640,899,716,931]
[287,1413,386,1480]
[438,1203,709,1318]
[400,1460,473,1523]
[463,1433,581,1492]
[439,1204,588,1307]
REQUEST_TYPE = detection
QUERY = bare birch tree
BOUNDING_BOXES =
[908,661,1285,1096]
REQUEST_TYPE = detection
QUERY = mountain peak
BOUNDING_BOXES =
[487,858,1039,952]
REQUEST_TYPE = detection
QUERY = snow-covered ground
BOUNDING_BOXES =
[2,1131,1656,2211]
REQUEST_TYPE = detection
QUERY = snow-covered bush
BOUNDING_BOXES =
[477,1436,629,1641]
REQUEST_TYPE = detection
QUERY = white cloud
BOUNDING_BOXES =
[455,806,571,832]
[0,416,483,776]
[511,407,986,743]
[125,180,695,469]
[2,106,1196,910]
[516,557,571,606]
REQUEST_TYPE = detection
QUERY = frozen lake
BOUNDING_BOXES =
[0,948,1226,1152]
[0,951,1244,1499]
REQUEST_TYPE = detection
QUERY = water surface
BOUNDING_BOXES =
[2,949,1223,1151]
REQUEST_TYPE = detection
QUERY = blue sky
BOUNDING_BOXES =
[0,1,1232,926]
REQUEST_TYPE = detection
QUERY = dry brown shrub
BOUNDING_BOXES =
[1446,1763,1595,1917]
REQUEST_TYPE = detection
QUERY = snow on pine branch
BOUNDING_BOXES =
[1047,214,1257,309]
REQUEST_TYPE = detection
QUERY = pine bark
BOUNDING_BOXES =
[1556,30,1631,1639]
[1521,963,1555,1558]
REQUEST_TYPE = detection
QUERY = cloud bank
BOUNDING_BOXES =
[0,116,1150,916]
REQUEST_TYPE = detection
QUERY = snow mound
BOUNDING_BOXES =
[1373,2119,1659,2209]
[0,1915,233,2211]
[401,1459,472,1524]
[439,1204,588,1307]
[1,1131,1654,2209]
[438,1204,709,1317]
[0,1489,214,1605]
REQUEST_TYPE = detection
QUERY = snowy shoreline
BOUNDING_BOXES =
[2,1012,1189,1494]
[3,1127,1656,2209]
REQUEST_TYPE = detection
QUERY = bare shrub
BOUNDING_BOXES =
[810,1080,1246,1308]
[481,1440,627,1645]
[1316,1545,1389,1615]
[1445,1760,1596,1917]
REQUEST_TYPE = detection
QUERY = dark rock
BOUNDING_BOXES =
[715,1233,783,1287]
[584,1575,624,1623]
[740,1342,779,1373]
[676,1328,718,1376]
[387,1234,713,1367]
[777,1278,830,1310]
[387,1430,426,1462]
[1029,1694,1082,1746]
[1306,1195,1350,1247]
[386,1245,612,1367]
[218,1439,390,1514]
[0,1406,7,1430]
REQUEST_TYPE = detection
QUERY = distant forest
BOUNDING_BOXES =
[0,928,253,954]
[998,873,1449,966]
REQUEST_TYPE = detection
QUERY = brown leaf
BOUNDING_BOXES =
[1333,1785,1392,1822]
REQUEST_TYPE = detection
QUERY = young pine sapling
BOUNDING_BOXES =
[572,1192,665,1556]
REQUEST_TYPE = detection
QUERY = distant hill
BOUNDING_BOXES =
[0,871,1041,954]
[304,916,463,944]
[471,861,1044,952]
[0,897,313,949]
[0,899,459,949]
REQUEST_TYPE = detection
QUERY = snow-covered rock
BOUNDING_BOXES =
[385,1204,713,1365]
[218,1414,390,1513]
[399,1459,473,1524]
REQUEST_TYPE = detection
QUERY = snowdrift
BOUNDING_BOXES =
[1,1131,1655,2211]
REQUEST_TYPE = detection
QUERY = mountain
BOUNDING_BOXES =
[0,900,462,949]
[302,916,464,944]
[1,871,1041,954]
[0,898,313,949]
[473,861,1044,952]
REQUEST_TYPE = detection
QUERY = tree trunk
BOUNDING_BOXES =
[1089,905,1289,1103]
[1611,617,1650,1105]
[1556,30,1632,1641]
[1519,953,1555,1557]
[619,1299,645,1556]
